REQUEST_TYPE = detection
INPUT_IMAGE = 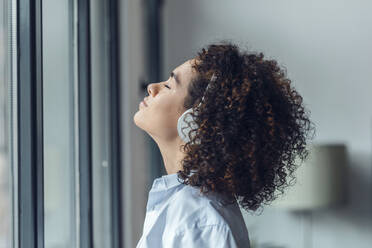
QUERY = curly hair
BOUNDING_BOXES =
[176,40,316,214]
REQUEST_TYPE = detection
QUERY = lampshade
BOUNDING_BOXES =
[270,143,348,211]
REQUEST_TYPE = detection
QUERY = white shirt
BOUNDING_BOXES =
[136,172,251,248]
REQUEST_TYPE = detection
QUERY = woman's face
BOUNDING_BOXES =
[133,59,198,141]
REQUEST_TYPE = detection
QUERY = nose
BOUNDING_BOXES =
[146,83,152,96]
[147,82,160,96]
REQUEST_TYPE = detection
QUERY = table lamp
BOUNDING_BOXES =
[271,143,348,210]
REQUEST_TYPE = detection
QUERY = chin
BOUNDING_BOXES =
[133,112,149,132]
[133,112,142,128]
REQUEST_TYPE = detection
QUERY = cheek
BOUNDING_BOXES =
[152,101,179,127]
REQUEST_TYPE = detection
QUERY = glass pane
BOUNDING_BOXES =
[91,0,112,247]
[0,0,12,248]
[43,0,77,247]
[0,0,18,248]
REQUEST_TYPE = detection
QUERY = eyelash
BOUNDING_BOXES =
[164,84,170,89]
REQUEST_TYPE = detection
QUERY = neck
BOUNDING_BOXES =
[153,137,186,175]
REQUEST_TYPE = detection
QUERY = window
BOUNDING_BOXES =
[0,0,12,247]
[2,0,122,247]
[43,0,77,247]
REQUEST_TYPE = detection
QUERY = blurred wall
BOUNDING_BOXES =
[162,0,372,247]
[119,0,149,247]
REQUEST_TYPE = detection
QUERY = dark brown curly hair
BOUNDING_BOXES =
[176,40,316,214]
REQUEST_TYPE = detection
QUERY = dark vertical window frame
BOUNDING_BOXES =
[17,0,44,247]
[77,0,93,247]
[108,0,122,247]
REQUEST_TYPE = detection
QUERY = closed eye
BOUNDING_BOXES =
[164,84,171,89]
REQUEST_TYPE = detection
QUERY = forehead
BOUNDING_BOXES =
[174,59,198,83]
[175,59,193,71]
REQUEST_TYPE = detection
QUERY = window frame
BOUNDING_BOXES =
[77,0,93,246]
[15,0,122,247]
[107,0,123,247]
[17,0,44,247]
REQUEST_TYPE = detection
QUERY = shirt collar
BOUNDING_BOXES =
[152,172,183,191]
[147,173,185,212]
[151,169,198,191]
[147,171,237,212]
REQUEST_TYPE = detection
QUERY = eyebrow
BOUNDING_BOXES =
[171,71,181,86]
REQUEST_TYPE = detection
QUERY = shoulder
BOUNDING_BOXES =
[165,184,246,232]
[166,185,224,223]
[162,185,251,247]
[164,221,251,248]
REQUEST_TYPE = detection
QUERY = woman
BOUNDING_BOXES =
[133,41,315,247]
